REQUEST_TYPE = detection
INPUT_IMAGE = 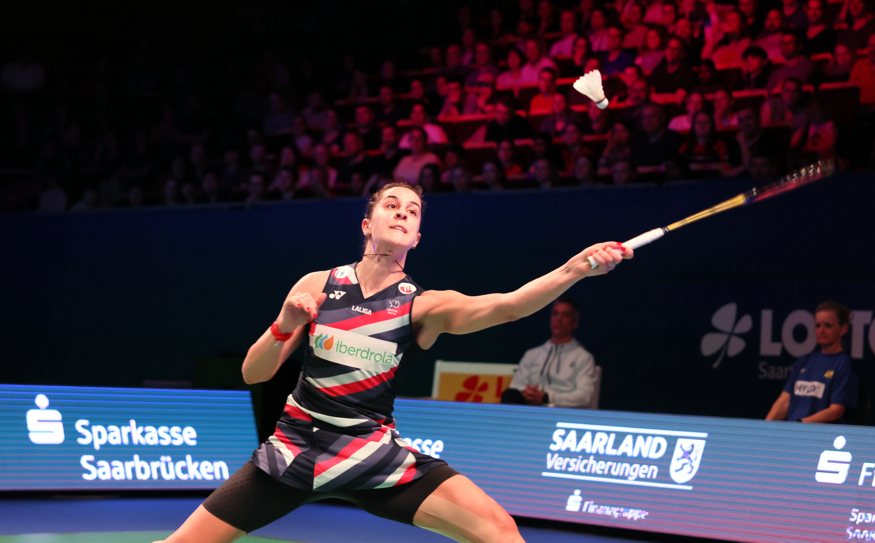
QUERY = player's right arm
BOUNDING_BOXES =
[241,271,328,384]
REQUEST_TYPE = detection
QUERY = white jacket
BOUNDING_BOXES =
[508,338,597,408]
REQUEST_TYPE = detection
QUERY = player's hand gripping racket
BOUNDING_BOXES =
[588,159,836,269]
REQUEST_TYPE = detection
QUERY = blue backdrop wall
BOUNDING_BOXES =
[2,174,873,421]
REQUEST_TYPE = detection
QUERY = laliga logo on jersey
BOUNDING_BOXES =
[313,333,335,351]
[26,394,65,444]
[669,438,706,484]
[398,282,416,295]
[816,436,853,484]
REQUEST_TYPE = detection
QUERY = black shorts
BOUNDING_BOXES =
[203,461,459,533]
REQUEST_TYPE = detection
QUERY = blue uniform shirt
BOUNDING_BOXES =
[783,350,857,422]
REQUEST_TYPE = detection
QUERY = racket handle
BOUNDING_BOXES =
[587,228,665,269]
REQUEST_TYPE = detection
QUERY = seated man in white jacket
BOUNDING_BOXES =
[501,297,598,408]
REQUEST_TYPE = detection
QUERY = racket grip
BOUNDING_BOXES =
[587,228,665,269]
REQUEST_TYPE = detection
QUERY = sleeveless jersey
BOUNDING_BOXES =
[251,264,444,492]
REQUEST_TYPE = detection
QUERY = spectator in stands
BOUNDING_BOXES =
[691,59,724,94]
[804,0,837,55]
[438,78,467,121]
[598,120,634,172]
[782,0,809,31]
[766,300,858,423]
[400,103,449,148]
[573,155,597,185]
[369,125,403,182]
[748,149,780,182]
[537,0,560,35]
[739,0,766,38]
[201,171,227,204]
[375,85,406,128]
[610,159,637,184]
[310,144,339,193]
[636,28,667,76]
[836,0,875,49]
[755,9,786,63]
[1,47,46,94]
[464,42,500,87]
[713,87,740,130]
[739,45,772,89]
[322,111,344,154]
[417,163,442,193]
[703,10,751,70]
[301,92,331,134]
[463,74,498,115]
[761,77,810,152]
[588,9,612,52]
[531,131,565,173]
[529,67,560,113]
[407,79,440,118]
[350,106,378,151]
[600,26,635,76]
[767,32,816,91]
[290,115,315,158]
[650,37,695,95]
[440,144,467,186]
[632,103,682,167]
[531,157,558,188]
[36,177,67,213]
[850,33,875,106]
[570,36,599,74]
[559,122,591,177]
[669,90,706,131]
[460,28,477,67]
[479,97,534,143]
[263,93,295,137]
[337,132,373,195]
[730,105,784,175]
[539,92,589,137]
[549,9,580,58]
[479,159,507,190]
[621,1,650,50]
[487,8,513,43]
[393,127,441,184]
[267,168,296,201]
[521,38,558,85]
[496,138,526,178]
[678,111,730,167]
[444,43,469,82]
[497,48,527,95]
[672,16,704,63]
[295,165,328,199]
[801,95,838,161]
[820,43,856,81]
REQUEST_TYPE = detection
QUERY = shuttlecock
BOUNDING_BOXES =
[573,69,609,110]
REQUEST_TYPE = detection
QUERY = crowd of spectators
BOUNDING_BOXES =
[3,0,874,213]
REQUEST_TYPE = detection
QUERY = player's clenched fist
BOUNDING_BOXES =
[276,292,327,332]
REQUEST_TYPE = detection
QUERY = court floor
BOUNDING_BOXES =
[0,496,721,543]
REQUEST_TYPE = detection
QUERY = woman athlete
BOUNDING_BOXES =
[157,181,631,543]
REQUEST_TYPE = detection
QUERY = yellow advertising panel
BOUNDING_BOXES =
[432,361,517,403]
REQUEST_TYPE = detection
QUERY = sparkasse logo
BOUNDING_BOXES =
[26,394,65,445]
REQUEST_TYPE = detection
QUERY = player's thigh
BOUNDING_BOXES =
[413,474,523,543]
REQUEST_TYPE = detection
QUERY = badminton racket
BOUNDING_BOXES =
[588,159,836,269]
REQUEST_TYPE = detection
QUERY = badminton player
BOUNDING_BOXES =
[156,181,630,543]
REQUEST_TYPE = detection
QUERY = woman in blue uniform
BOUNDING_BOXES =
[157,181,630,543]
[766,300,858,423]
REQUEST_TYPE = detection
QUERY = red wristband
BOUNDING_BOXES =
[270,322,293,342]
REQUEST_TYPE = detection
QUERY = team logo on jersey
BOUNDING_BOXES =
[398,282,417,294]
[387,299,401,316]
[334,267,350,279]
[313,333,335,350]
[329,290,346,300]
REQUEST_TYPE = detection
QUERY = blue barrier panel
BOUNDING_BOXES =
[0,384,257,490]
[394,399,875,543]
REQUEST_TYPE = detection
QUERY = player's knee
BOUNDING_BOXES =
[486,509,522,542]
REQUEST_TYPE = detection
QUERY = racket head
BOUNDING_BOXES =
[747,159,835,204]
